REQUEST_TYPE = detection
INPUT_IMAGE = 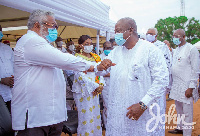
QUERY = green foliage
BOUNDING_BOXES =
[155,16,200,48]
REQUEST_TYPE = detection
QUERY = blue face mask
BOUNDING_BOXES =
[115,31,131,46]
[115,33,126,46]
[0,31,3,40]
[46,28,58,43]
[104,50,111,56]
[173,38,181,45]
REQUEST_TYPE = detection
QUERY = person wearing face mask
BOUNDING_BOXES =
[12,10,113,136]
[146,28,172,124]
[72,35,105,136]
[95,17,169,136]
[109,38,118,49]
[99,41,113,129]
[55,36,66,53]
[168,29,199,136]
[65,38,75,55]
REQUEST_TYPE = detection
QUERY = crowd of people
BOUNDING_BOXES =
[0,9,200,136]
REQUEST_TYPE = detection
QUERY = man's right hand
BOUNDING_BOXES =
[1,75,14,88]
[97,59,116,71]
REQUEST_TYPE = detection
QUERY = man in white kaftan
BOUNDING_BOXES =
[169,29,199,136]
[146,27,172,128]
[97,17,169,136]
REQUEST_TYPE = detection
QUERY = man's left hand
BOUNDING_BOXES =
[126,103,145,121]
[185,88,193,98]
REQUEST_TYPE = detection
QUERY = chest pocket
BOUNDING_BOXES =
[128,64,144,82]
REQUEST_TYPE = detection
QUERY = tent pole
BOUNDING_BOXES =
[59,26,66,37]
[96,30,100,55]
[106,31,110,41]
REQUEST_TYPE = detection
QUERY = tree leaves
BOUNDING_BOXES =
[155,16,200,48]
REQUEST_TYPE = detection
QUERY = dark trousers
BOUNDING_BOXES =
[0,96,13,136]
[17,122,64,136]
[5,100,11,114]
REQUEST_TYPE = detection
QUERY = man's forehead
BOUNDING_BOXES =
[147,29,155,34]
[44,15,56,23]
[105,43,112,47]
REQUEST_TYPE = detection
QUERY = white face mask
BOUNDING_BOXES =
[83,45,93,53]
[69,44,75,51]
[146,34,156,42]
[57,41,63,47]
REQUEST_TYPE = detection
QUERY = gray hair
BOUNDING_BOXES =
[117,17,137,33]
[27,9,55,29]
[148,28,158,35]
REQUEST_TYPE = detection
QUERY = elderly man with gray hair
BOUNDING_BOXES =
[146,27,172,127]
[12,9,113,136]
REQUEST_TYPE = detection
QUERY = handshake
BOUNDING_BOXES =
[87,59,116,72]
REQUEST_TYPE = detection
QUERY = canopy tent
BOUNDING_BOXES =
[0,0,114,53]
[0,0,110,31]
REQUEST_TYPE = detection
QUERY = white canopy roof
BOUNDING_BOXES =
[0,0,111,31]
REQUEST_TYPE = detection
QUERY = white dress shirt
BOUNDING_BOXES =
[12,30,92,130]
[0,43,14,102]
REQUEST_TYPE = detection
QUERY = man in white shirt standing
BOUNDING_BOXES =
[0,25,14,114]
[12,9,113,136]
[168,29,199,136]
[100,41,113,129]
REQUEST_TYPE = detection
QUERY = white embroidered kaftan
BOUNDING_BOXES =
[72,54,104,136]
[99,39,169,136]
[170,43,199,103]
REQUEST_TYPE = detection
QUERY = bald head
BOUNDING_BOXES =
[174,29,185,37]
[116,17,137,33]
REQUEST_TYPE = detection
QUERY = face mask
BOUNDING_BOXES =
[146,34,156,42]
[46,28,58,43]
[104,50,111,56]
[57,41,63,47]
[69,44,75,51]
[115,31,131,46]
[173,38,181,45]
[0,31,3,40]
[83,45,93,53]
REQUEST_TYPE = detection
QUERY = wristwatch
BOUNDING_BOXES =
[139,101,148,110]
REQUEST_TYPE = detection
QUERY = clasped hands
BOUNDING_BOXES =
[87,59,116,72]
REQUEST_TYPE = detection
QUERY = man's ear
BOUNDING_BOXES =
[129,27,134,33]
[34,22,40,29]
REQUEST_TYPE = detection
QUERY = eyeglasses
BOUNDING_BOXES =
[43,22,58,29]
